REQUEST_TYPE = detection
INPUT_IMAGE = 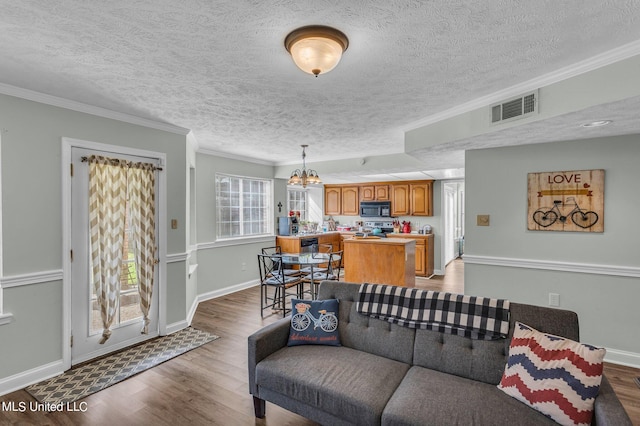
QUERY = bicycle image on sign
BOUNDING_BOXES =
[527,170,604,232]
[532,197,599,229]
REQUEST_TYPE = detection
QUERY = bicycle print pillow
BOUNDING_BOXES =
[287,299,341,347]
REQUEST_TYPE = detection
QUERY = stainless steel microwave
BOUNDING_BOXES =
[359,201,391,217]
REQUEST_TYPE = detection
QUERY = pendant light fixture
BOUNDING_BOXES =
[288,145,322,188]
[284,25,349,77]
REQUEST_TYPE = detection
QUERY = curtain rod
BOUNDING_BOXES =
[80,156,163,171]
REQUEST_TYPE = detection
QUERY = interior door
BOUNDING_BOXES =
[70,147,160,365]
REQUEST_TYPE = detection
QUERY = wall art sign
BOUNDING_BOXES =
[527,169,604,232]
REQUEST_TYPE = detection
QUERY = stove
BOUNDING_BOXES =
[364,220,395,235]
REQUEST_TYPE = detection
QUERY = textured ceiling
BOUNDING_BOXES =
[2,1,640,179]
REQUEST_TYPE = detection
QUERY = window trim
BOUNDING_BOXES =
[215,173,274,240]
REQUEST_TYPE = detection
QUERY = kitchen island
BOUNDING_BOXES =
[343,237,415,287]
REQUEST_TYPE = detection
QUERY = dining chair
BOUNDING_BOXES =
[257,253,303,318]
[301,250,343,298]
[300,243,333,274]
[261,246,301,276]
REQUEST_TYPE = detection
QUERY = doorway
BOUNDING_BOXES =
[62,139,166,367]
[442,181,464,268]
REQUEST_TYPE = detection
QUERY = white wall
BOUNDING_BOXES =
[464,135,640,367]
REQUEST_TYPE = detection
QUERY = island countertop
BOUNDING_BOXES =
[343,237,416,287]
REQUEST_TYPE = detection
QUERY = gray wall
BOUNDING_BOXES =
[0,94,188,380]
[464,135,640,366]
[194,153,281,297]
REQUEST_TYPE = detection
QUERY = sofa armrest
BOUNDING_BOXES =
[247,317,291,396]
[593,375,632,426]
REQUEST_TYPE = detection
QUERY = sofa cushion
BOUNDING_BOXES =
[317,281,416,364]
[382,366,558,426]
[498,322,605,426]
[288,299,341,346]
[413,328,508,385]
[255,345,410,426]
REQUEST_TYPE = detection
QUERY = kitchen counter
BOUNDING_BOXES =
[275,231,341,240]
[343,237,415,287]
[275,232,341,255]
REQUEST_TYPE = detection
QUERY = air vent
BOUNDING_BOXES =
[490,90,538,124]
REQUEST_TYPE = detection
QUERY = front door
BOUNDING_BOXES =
[70,147,160,365]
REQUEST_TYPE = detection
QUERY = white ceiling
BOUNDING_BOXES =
[2,1,640,181]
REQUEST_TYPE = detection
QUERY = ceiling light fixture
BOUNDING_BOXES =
[288,144,322,188]
[284,25,349,77]
[581,120,612,128]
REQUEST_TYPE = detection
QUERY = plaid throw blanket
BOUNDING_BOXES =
[356,283,510,340]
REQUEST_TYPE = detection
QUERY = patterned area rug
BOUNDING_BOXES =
[26,327,219,405]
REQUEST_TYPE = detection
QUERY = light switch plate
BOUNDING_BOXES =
[477,215,490,226]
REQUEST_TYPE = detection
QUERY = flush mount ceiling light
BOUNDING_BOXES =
[581,120,612,128]
[284,25,349,77]
[288,144,322,188]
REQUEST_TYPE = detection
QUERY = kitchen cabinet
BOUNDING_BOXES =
[325,180,432,217]
[324,185,359,215]
[360,185,389,201]
[410,183,433,216]
[391,184,410,216]
[324,187,341,215]
[343,237,415,287]
[276,232,341,254]
[387,233,434,277]
[341,186,359,215]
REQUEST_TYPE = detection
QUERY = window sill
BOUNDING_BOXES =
[0,313,14,326]
[198,235,275,250]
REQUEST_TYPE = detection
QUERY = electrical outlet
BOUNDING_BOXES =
[549,293,560,307]
[241,262,246,271]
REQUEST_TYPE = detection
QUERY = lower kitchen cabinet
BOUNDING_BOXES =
[387,233,434,277]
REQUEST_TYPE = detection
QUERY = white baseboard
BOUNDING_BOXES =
[165,320,190,335]
[0,360,64,397]
[605,348,640,369]
[196,279,260,304]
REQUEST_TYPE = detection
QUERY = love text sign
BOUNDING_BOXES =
[527,170,604,232]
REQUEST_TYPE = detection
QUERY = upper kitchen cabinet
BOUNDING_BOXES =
[410,182,433,216]
[324,185,359,216]
[325,186,341,215]
[325,180,433,217]
[391,184,410,216]
[360,185,389,201]
[341,186,359,215]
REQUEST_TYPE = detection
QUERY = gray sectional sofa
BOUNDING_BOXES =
[248,280,631,425]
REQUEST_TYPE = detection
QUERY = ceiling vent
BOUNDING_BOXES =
[491,90,538,124]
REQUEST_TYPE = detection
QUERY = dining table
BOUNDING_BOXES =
[280,252,339,299]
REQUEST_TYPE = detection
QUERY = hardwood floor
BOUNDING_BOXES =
[1,259,638,425]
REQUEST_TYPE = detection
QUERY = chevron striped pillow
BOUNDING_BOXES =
[498,322,605,426]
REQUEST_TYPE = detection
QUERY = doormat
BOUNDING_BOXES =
[26,327,219,406]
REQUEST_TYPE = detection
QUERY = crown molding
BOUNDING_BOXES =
[0,83,190,136]
[404,39,640,131]
[197,147,275,166]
